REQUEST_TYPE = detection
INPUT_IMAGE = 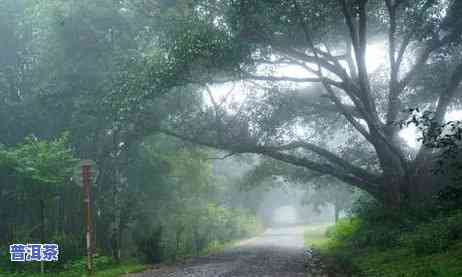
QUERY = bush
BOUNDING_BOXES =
[325,218,361,242]
[344,197,437,250]
[134,225,163,263]
[325,216,402,250]
[436,184,462,212]
[401,220,451,255]
[401,211,462,255]
[0,235,83,274]
[63,254,114,272]
[49,233,84,268]
[322,206,462,276]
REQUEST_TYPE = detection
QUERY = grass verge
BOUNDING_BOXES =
[0,262,146,277]
[303,224,331,249]
[311,212,462,277]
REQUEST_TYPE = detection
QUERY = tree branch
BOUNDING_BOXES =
[323,83,373,141]
[281,3,375,143]
[256,147,381,196]
[413,63,462,169]
[242,72,344,88]
[395,0,435,73]
[339,0,379,124]
[205,152,237,160]
[400,28,462,89]
[264,141,380,180]
[272,47,351,83]
[244,73,324,83]
[158,128,381,196]
[433,63,462,125]
[205,84,225,143]
[385,0,402,127]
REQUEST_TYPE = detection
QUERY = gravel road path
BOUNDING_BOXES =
[126,226,309,277]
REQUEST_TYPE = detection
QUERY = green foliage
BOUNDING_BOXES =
[3,233,85,273]
[400,212,462,256]
[0,2,265,276]
[134,203,262,263]
[320,208,462,276]
[49,233,84,267]
[303,225,331,249]
[125,135,262,264]
[11,133,77,187]
[134,226,164,263]
[63,255,114,272]
[351,246,462,277]
[0,256,145,277]
[325,218,361,245]
[325,215,404,257]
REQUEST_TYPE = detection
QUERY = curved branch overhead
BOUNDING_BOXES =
[95,0,462,209]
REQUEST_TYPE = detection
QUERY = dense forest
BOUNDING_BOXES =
[1,0,462,276]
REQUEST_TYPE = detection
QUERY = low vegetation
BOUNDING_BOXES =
[2,1,462,276]
[0,133,263,275]
[0,255,146,277]
[303,224,331,249]
[305,200,462,277]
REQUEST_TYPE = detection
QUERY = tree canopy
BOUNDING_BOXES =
[125,0,462,209]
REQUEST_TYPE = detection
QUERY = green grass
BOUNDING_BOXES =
[351,241,462,277]
[88,263,146,277]
[318,216,462,277]
[198,239,235,256]
[0,263,146,277]
[303,224,332,249]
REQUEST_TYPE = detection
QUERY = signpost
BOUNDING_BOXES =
[73,160,98,275]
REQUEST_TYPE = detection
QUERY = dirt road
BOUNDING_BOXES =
[127,225,308,277]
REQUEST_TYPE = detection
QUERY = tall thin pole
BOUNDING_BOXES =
[40,197,45,275]
[82,165,93,275]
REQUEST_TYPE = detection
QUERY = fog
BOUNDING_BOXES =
[1,1,461,275]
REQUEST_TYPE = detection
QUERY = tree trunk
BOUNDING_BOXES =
[111,175,121,263]
[333,204,340,223]
[379,153,447,210]
[192,227,199,255]
[117,222,122,262]
[382,179,403,210]
[176,225,184,253]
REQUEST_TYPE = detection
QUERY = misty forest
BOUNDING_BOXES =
[1,0,462,276]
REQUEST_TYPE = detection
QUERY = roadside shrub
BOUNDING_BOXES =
[48,233,84,267]
[134,225,163,263]
[0,245,18,273]
[446,211,462,240]
[401,220,451,255]
[325,216,402,250]
[0,236,82,274]
[344,196,432,249]
[436,184,462,212]
[401,211,462,255]
[63,254,114,272]
[355,226,402,249]
[325,218,361,242]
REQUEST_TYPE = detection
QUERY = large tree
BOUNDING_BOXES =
[124,0,462,209]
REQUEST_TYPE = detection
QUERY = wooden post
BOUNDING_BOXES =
[40,197,45,275]
[82,165,93,275]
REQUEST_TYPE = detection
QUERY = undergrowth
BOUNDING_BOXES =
[315,199,462,277]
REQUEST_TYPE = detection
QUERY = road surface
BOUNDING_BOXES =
[127,226,309,277]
